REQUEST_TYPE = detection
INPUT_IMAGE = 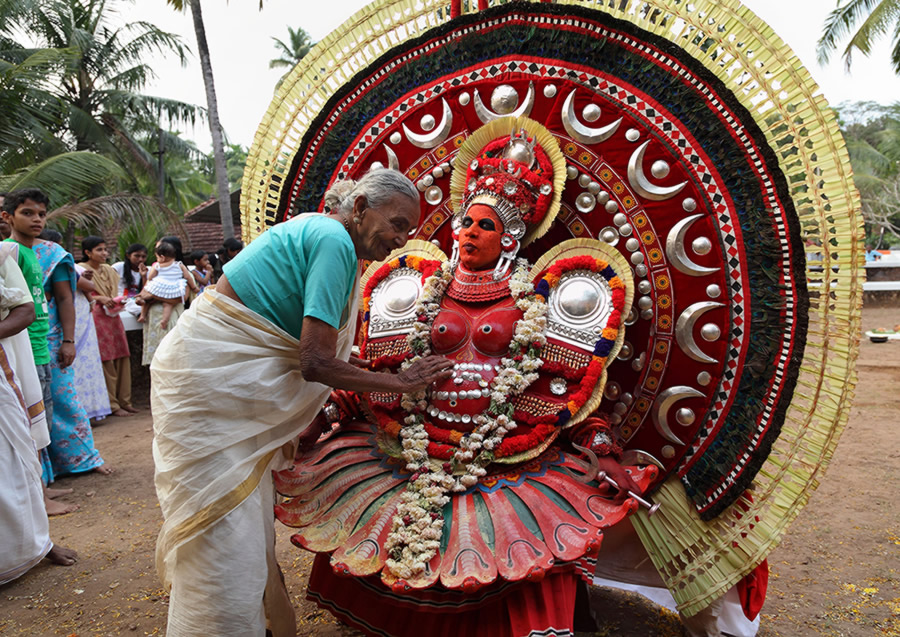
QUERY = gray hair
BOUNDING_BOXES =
[324,167,418,214]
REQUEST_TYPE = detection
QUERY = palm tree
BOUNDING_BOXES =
[166,0,235,240]
[818,0,900,74]
[270,26,314,70]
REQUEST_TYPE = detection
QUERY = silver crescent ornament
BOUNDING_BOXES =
[666,214,720,277]
[652,386,706,445]
[675,301,725,363]
[402,98,453,149]
[474,82,535,123]
[562,90,622,144]
[627,141,688,201]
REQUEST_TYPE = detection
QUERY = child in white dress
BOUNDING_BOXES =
[137,241,198,329]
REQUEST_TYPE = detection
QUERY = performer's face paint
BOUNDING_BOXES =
[458,204,502,271]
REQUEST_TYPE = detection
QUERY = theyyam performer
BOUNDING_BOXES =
[226,0,864,635]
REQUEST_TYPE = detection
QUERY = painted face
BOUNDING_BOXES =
[458,204,503,271]
[355,193,420,262]
[2,198,47,240]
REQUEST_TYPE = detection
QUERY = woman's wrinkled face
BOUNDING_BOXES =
[128,250,147,269]
[355,193,420,262]
[458,204,503,271]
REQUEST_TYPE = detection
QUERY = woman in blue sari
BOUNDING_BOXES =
[32,239,111,476]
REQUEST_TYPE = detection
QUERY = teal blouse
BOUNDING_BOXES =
[223,215,357,339]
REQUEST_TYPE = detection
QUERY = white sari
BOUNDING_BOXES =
[151,284,359,637]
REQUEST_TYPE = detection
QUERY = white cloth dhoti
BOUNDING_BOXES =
[152,288,357,637]
[0,337,52,585]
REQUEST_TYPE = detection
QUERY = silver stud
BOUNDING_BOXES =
[613,213,628,227]
[613,402,628,415]
[638,280,652,294]
[640,308,654,320]
[543,84,557,98]
[650,160,670,179]
[697,372,712,386]
[692,237,712,256]
[540,184,552,195]
[600,227,619,245]
[588,181,601,195]
[582,103,602,122]
[625,128,640,142]
[706,284,721,299]
[578,174,591,188]
[458,92,471,106]
[576,192,596,213]
[682,198,697,212]
[389,132,402,145]
[631,354,645,371]
[490,84,519,114]
[700,323,721,341]
[604,382,621,400]
[631,252,645,265]
[449,391,458,400]
[424,186,443,205]
[635,264,648,277]
[454,413,462,423]
[462,414,471,424]
[422,174,433,187]
[609,413,623,426]
[439,411,448,420]
[420,114,436,132]
[617,342,633,360]
[625,307,638,326]
[416,180,428,192]
[618,224,633,236]
[370,161,384,170]
[626,238,640,252]
[637,296,653,310]
[566,165,578,180]
[675,408,695,426]
[550,378,567,395]
[433,166,444,179]
[661,445,675,459]
[481,388,490,397]
[621,392,634,406]
[596,191,610,205]
[429,406,439,417]
[453,377,463,385]
[605,200,619,214]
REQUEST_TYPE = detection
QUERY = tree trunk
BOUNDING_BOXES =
[189,0,234,240]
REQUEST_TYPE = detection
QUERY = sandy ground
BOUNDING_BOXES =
[1,308,898,637]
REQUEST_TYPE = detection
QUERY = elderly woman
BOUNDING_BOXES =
[150,168,453,637]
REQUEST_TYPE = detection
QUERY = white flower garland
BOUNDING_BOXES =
[384,259,548,580]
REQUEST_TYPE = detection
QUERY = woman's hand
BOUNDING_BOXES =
[396,355,454,393]
[82,269,94,280]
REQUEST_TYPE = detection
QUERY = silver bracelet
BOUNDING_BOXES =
[323,403,340,423]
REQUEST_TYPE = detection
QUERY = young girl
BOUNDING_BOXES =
[81,236,134,417]
[186,250,213,294]
[137,241,198,330]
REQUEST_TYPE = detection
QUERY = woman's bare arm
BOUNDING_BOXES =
[299,316,452,394]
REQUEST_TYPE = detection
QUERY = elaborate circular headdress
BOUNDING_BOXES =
[243,0,863,615]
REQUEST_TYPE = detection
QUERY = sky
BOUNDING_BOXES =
[126,0,900,152]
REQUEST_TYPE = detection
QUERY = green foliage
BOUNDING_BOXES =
[818,0,900,74]
[269,25,315,70]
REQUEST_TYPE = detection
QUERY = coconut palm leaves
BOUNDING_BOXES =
[818,0,900,73]
[270,26,315,70]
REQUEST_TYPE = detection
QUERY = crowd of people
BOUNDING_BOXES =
[0,187,242,586]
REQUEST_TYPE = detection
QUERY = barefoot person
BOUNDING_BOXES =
[0,244,77,581]
[136,241,197,330]
[80,236,136,417]
[2,189,112,479]
[152,169,453,637]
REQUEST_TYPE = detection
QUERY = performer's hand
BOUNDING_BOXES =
[58,342,76,368]
[595,455,644,503]
[297,412,330,450]
[82,269,94,280]
[397,355,454,393]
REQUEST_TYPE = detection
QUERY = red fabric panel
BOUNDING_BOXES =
[737,559,768,621]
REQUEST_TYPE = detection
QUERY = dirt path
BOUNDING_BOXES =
[1,308,897,636]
